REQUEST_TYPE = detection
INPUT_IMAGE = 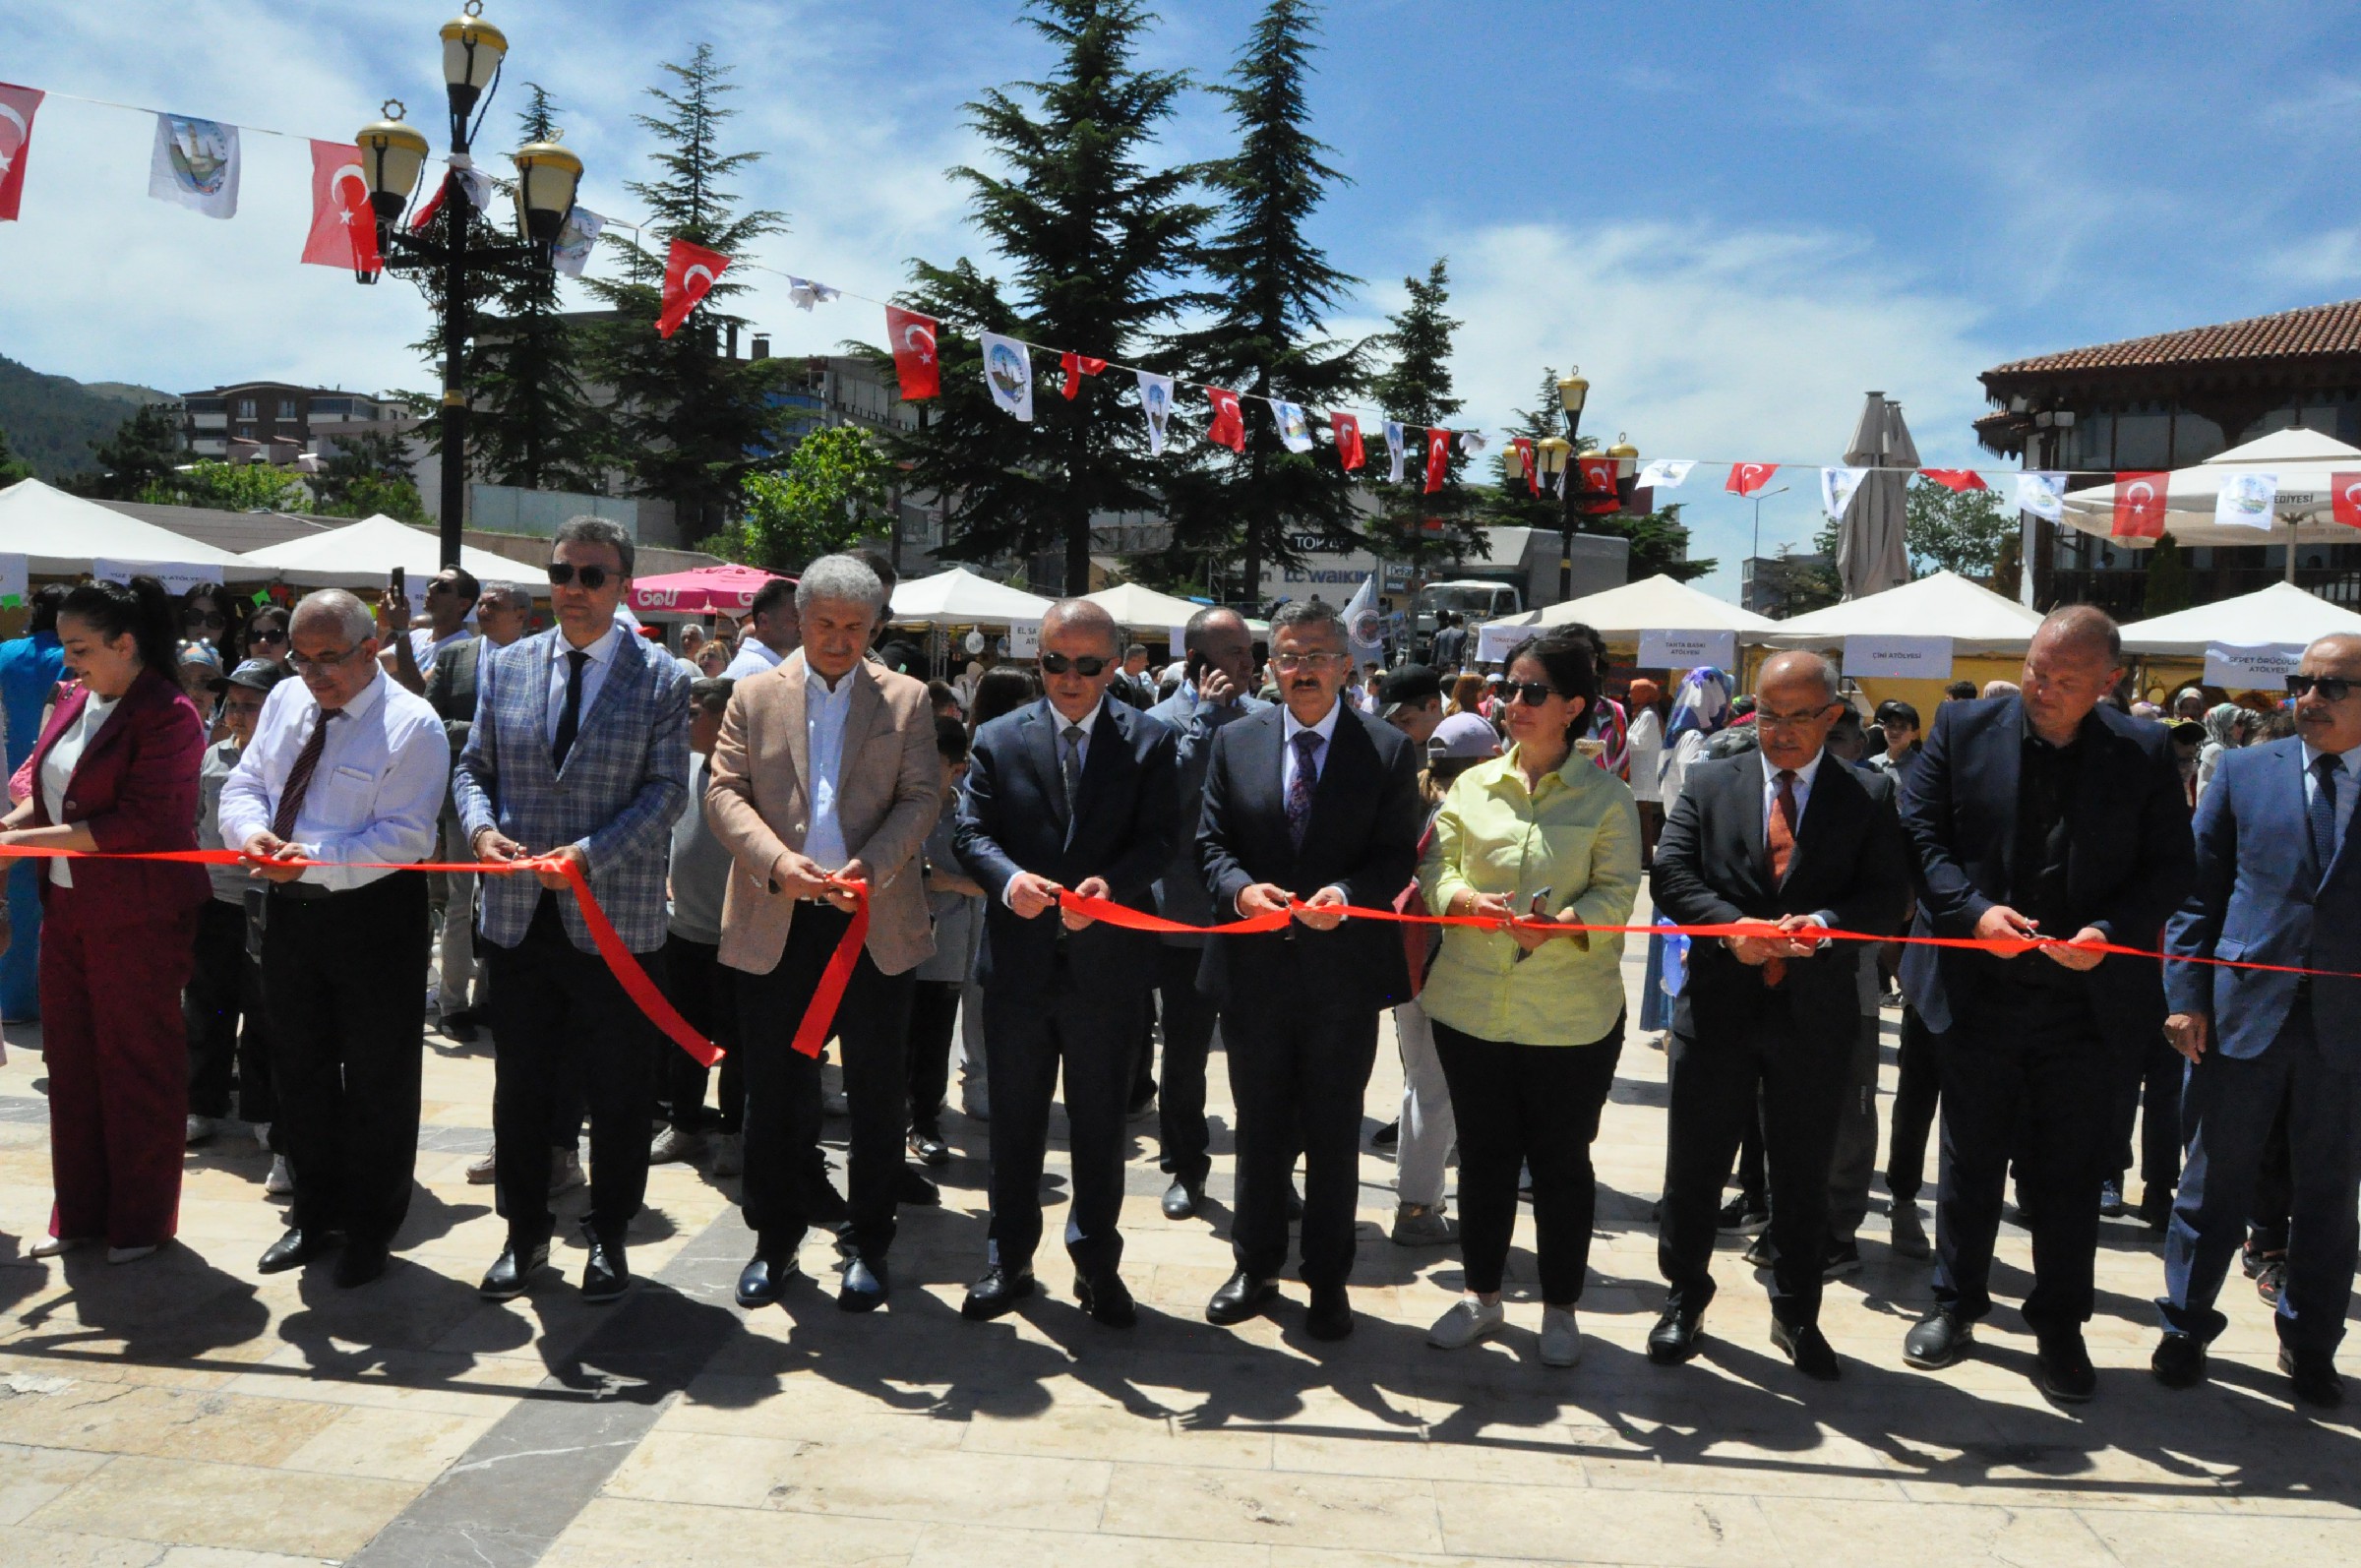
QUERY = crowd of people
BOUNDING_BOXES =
[1,530,2354,1413]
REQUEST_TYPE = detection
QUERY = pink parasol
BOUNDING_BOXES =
[627,563,792,614]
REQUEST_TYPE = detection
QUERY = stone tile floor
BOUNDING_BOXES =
[0,900,2352,1565]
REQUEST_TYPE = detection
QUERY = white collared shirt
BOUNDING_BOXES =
[546,622,624,748]
[2301,741,2359,859]
[1049,694,1108,778]
[39,693,122,888]
[217,669,448,891]
[804,657,859,870]
[722,640,786,681]
[1281,698,1346,801]
[1760,748,1826,837]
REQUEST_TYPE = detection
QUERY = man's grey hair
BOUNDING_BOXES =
[1182,604,1248,653]
[554,514,635,577]
[1760,648,1840,704]
[291,588,374,644]
[1041,597,1121,654]
[795,553,887,617]
[2035,604,2122,665]
[1269,597,1346,646]
[479,582,532,613]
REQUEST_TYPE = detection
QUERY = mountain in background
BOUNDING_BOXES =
[0,356,177,479]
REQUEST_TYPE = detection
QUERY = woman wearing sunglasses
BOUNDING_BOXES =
[180,585,244,667]
[240,605,291,672]
[1416,627,1641,1368]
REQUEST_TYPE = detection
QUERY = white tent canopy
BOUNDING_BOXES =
[1083,580,1215,630]
[2117,579,2361,656]
[238,513,537,589]
[2061,428,2361,553]
[1759,570,2044,654]
[0,478,262,576]
[889,567,1054,626]
[1479,573,1778,638]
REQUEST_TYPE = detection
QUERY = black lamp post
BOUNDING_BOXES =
[1533,371,1640,601]
[353,4,583,567]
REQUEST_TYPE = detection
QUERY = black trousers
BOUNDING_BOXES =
[1225,999,1381,1290]
[1154,941,1220,1189]
[488,896,656,1249]
[2109,1033,2184,1197]
[2252,1086,2295,1253]
[657,934,743,1135]
[260,874,430,1247]
[905,980,961,1135]
[981,966,1138,1278]
[738,904,913,1260]
[1659,993,1849,1327]
[1433,1015,1624,1303]
[1931,979,2112,1330]
[186,897,272,1129]
[1885,1002,1941,1202]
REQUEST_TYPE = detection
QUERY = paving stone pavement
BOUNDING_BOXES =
[0,892,2353,1565]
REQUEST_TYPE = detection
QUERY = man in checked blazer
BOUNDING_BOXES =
[454,516,691,1305]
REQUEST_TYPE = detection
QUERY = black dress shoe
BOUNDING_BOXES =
[2137,1190,2174,1236]
[2151,1330,2209,1388]
[839,1253,888,1312]
[897,1165,941,1207]
[1771,1317,1840,1381]
[1075,1271,1137,1328]
[803,1176,851,1226]
[1647,1302,1705,1365]
[1206,1268,1280,1325]
[1904,1309,1974,1369]
[480,1241,551,1300]
[442,1016,479,1044]
[2034,1328,2096,1402]
[1161,1178,1202,1221]
[960,1264,1036,1321]
[908,1126,950,1167]
[2280,1344,2346,1409]
[1371,1119,1399,1148]
[334,1240,390,1289]
[257,1227,336,1275]
[581,1230,631,1303]
[735,1253,796,1308]
[1284,1184,1304,1223]
[1304,1284,1353,1342]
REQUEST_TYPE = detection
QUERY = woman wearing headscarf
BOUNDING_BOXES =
[1640,668,1731,1043]
[2194,701,2248,802]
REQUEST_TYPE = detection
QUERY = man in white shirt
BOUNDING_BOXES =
[722,576,800,680]
[219,589,449,1289]
[384,566,481,695]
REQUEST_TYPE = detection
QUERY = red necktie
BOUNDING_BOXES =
[1764,769,1797,987]
[270,708,343,841]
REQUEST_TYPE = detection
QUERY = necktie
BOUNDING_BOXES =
[1763,769,1798,988]
[1287,730,1324,850]
[552,649,589,769]
[2311,753,2341,874]
[1060,723,1085,814]
[270,708,343,841]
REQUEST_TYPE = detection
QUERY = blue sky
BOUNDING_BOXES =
[6,0,2361,600]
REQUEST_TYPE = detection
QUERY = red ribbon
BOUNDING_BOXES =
[790,879,871,1059]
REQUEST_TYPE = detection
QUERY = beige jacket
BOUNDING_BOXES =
[705,650,940,977]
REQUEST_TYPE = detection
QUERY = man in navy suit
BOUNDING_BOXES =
[2155,633,2361,1408]
[953,599,1179,1327]
[1898,606,2194,1401]
[1196,600,1423,1341]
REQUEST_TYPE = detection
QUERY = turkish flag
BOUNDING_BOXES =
[1206,388,1245,452]
[0,84,44,222]
[884,307,940,399]
[2335,472,2361,529]
[1511,437,1538,496]
[301,141,381,273]
[656,238,730,338]
[1578,454,1622,513]
[1725,462,1779,497]
[1331,413,1365,471]
[1424,428,1450,494]
[1919,468,1988,492]
[1059,350,1107,399]
[2111,471,2168,539]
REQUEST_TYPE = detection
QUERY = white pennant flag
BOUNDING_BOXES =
[1459,430,1488,455]
[450,159,497,211]
[2215,469,2278,531]
[1270,400,1315,453]
[786,275,840,311]
[550,206,605,276]
[1820,465,1871,522]
[979,332,1034,422]
[1136,371,1174,456]
[148,113,239,218]
[1638,458,1695,491]
[2015,471,2066,520]
[1384,421,1408,484]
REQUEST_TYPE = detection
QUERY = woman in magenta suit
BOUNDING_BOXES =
[0,577,209,1262]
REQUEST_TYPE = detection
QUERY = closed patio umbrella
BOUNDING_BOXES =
[1836,392,1916,599]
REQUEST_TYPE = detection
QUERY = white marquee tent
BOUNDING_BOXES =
[238,513,538,590]
[1476,573,1775,662]
[2116,579,2361,657]
[1083,580,1216,630]
[888,567,1055,626]
[1760,571,2044,654]
[0,478,261,576]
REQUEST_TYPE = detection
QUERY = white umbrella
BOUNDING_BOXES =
[1474,573,1775,665]
[2117,579,2361,656]
[1761,570,2043,654]
[238,513,537,590]
[0,477,263,576]
[1083,580,1214,630]
[888,567,1055,626]
[2060,428,2361,573]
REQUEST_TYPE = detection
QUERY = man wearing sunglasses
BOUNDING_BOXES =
[454,517,691,1306]
[2155,635,2361,1409]
[952,598,1179,1327]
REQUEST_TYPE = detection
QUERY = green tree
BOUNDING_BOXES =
[1755,541,1839,618]
[311,429,430,522]
[1364,260,1480,583]
[72,403,182,499]
[1599,502,1715,583]
[585,45,795,540]
[1158,0,1363,605]
[0,424,37,487]
[142,459,311,513]
[1906,480,2016,580]
[707,426,896,572]
[880,0,1208,593]
[1478,366,1573,535]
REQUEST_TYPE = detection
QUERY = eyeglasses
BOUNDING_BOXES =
[248,627,287,645]
[2289,674,2358,702]
[1039,652,1109,677]
[287,645,366,676]
[1270,652,1345,673]
[1756,704,1839,731]
[1502,681,1561,707]
[183,610,224,632]
[547,563,615,590]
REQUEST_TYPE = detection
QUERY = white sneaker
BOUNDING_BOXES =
[265,1155,294,1196]
[465,1147,497,1185]
[548,1148,585,1197]
[1427,1297,1505,1351]
[1539,1306,1583,1367]
[709,1132,744,1178]
[185,1115,217,1146]
[28,1236,90,1258]
[648,1125,703,1165]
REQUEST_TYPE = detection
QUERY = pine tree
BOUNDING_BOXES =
[1157,0,1363,606]
[881,0,1208,593]
[1478,366,1571,535]
[585,46,794,540]
[72,403,182,499]
[0,425,30,487]
[1364,260,1478,582]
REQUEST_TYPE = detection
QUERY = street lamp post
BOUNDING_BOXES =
[1537,371,1641,603]
[354,3,583,567]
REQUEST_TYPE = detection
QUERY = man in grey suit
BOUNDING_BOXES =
[455,517,691,1304]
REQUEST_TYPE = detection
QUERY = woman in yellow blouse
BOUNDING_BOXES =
[1417,626,1641,1367]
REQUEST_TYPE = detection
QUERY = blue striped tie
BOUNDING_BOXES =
[2311,753,2341,875]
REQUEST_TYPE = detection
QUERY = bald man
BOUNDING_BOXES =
[1898,607,2195,1401]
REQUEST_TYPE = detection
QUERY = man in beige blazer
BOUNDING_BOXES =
[706,554,939,1312]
